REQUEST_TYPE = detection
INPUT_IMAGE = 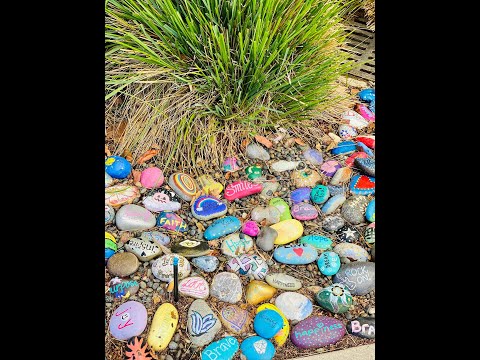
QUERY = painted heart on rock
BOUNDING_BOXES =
[350,175,375,195]
[293,248,304,256]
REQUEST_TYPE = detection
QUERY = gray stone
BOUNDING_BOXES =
[187,299,222,346]
[256,226,278,252]
[192,256,219,273]
[105,205,115,225]
[210,272,242,303]
[334,243,369,262]
[115,204,156,231]
[169,341,178,350]
[265,273,302,290]
[340,196,369,225]
[333,262,375,296]
[260,181,280,200]
[246,143,270,161]
[322,216,345,232]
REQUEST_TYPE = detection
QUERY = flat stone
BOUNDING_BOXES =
[254,309,284,339]
[303,148,323,165]
[105,184,140,207]
[350,175,375,195]
[341,110,369,129]
[246,143,270,161]
[299,235,332,251]
[291,169,321,188]
[220,305,252,334]
[333,262,375,295]
[115,204,156,231]
[105,172,113,187]
[290,316,345,349]
[108,277,140,300]
[330,167,353,185]
[142,188,182,212]
[268,198,292,221]
[275,292,313,322]
[210,272,243,303]
[317,251,341,276]
[157,211,188,232]
[347,317,375,339]
[221,233,254,257]
[240,336,275,360]
[273,244,318,265]
[320,160,342,177]
[125,238,162,261]
[246,165,263,180]
[246,280,276,305]
[140,231,170,246]
[260,181,280,200]
[107,252,139,277]
[354,103,375,122]
[265,273,302,290]
[271,160,300,172]
[171,239,210,258]
[197,174,224,196]
[256,304,290,347]
[151,254,191,282]
[322,216,345,232]
[256,226,277,252]
[223,157,241,173]
[147,303,178,351]
[251,206,281,225]
[338,124,357,139]
[330,141,356,155]
[334,243,369,262]
[191,195,227,221]
[187,299,221,346]
[204,216,242,241]
[168,172,199,201]
[105,205,115,225]
[345,152,369,167]
[242,221,260,237]
[291,203,318,221]
[140,167,164,189]
[364,223,375,245]
[226,254,268,280]
[271,219,304,245]
[354,157,375,177]
[290,187,311,204]
[366,198,375,222]
[315,284,353,314]
[224,180,262,201]
[109,301,147,340]
[336,225,360,242]
[341,196,369,225]
[201,337,239,360]
[192,256,219,273]
[179,276,209,299]
[105,156,131,179]
[321,194,346,214]
[310,185,329,204]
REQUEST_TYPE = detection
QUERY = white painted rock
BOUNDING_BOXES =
[179,276,209,299]
[341,110,369,129]
[265,273,302,291]
[115,204,156,231]
[151,254,191,282]
[271,160,300,172]
[275,292,313,323]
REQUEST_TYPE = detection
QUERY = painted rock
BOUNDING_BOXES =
[204,216,242,241]
[125,238,162,261]
[358,88,375,102]
[345,152,369,167]
[341,196,369,225]
[246,143,270,161]
[151,254,191,282]
[105,172,114,187]
[210,272,243,303]
[356,135,375,149]
[240,336,275,360]
[299,235,332,251]
[291,203,318,221]
[246,166,263,180]
[341,110,369,129]
[147,303,178,351]
[271,219,304,245]
[223,157,241,173]
[192,256,219,273]
[105,185,140,207]
[107,252,139,277]
[275,292,313,322]
[364,223,375,245]
[197,174,224,196]
[366,199,375,222]
[265,273,302,291]
[347,317,375,339]
[321,194,346,214]
[105,205,115,224]
[330,167,352,185]
[269,198,292,221]
[273,244,318,265]
[242,221,260,237]
[330,141,356,155]
[290,187,311,203]
[108,277,139,300]
[338,124,357,140]
[322,216,345,232]
[333,262,375,295]
[356,141,374,157]
[256,304,290,346]
[192,195,227,221]
[303,148,323,165]
[140,231,170,246]
[105,156,131,179]
[310,185,329,204]
[256,226,277,252]
[334,243,369,262]
[157,211,188,232]
[369,98,375,113]
[254,310,284,339]
[355,157,375,177]
[187,299,221,346]
[246,280,276,305]
[225,180,262,201]
[220,305,252,334]
[327,185,345,196]
[226,254,268,280]
[354,103,375,122]
[290,316,345,349]
[271,160,300,172]
[291,169,321,188]
[317,251,341,276]
[320,160,342,177]
[315,284,353,314]
[336,225,360,243]
[221,233,254,257]
[168,172,199,201]
[109,301,147,340]
[201,337,239,360]
[259,181,280,200]
[115,204,156,231]
[142,188,182,212]
[350,175,375,195]
[125,337,153,360]
[140,167,164,189]
[171,239,210,258]
[251,206,281,225]
[105,232,117,262]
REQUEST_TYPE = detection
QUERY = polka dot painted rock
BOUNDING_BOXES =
[105,205,115,225]
[333,243,369,262]
[226,254,268,280]
[225,180,263,201]
[142,188,182,212]
[151,254,191,282]
[269,198,292,221]
[168,172,198,201]
[105,185,140,207]
[354,157,375,177]
[240,336,275,360]
[105,156,131,179]
[140,167,164,189]
[364,222,375,245]
[338,124,357,139]
[290,187,311,204]
[191,195,227,221]
[317,251,341,276]
[204,216,242,241]
[333,262,375,295]
[302,148,323,165]
[336,225,360,243]
[330,141,356,155]
[315,284,352,314]
[320,160,341,177]
[275,292,313,322]
[273,244,318,265]
[290,316,346,349]
[115,204,156,231]
[321,194,346,214]
[109,301,147,340]
[310,185,329,204]
[291,203,318,221]
[345,152,369,167]
[350,175,375,195]
[354,103,375,122]
[299,235,332,251]
[341,110,369,129]
[157,211,188,232]
[366,198,375,222]
[270,219,304,245]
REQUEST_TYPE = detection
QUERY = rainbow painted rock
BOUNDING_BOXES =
[299,235,332,251]
[226,254,268,280]
[356,142,374,157]
[273,244,317,265]
[269,198,292,221]
[291,203,318,221]
[320,160,342,177]
[109,301,147,340]
[201,337,239,360]
[256,304,290,346]
[115,204,156,231]
[147,303,178,351]
[291,169,321,188]
[204,216,242,240]
[341,110,369,129]
[354,103,375,122]
[157,211,188,232]
[151,254,191,282]
[345,152,369,167]
[358,88,375,102]
[350,175,375,195]
[105,185,140,207]
[356,135,375,149]
[197,174,224,196]
[105,232,117,261]
[315,284,353,314]
[366,199,375,222]
[225,180,262,201]
[140,167,164,189]
[142,188,182,212]
[317,251,341,276]
[105,156,131,179]
[242,220,260,237]
[240,336,275,360]
[223,157,240,172]
[191,195,227,220]
[290,316,346,349]
[330,141,357,155]
[338,124,357,140]
[271,219,304,245]
[168,172,198,201]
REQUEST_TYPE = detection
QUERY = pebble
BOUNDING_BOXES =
[105,156,132,179]
[192,256,219,273]
[221,233,254,257]
[105,172,113,187]
[290,187,311,203]
[254,310,284,339]
[140,167,164,189]
[210,272,243,303]
[347,317,375,339]
[179,276,210,299]
[271,160,300,172]
[333,243,369,262]
[191,195,228,221]
[265,273,302,290]
[109,301,147,340]
[201,337,239,360]
[115,204,156,231]
[310,185,329,204]
[168,172,198,201]
[315,284,353,314]
[157,211,188,232]
[142,188,182,212]
[226,254,268,280]
[291,203,318,221]
[290,316,345,349]
[107,252,140,277]
[268,198,292,221]
[273,244,318,265]
[105,232,117,262]
[350,175,375,195]
[125,238,162,261]
[275,292,313,322]
[246,143,270,161]
[270,219,304,245]
[303,148,323,165]
[240,337,275,360]
[320,160,341,177]
[251,206,281,225]
[220,305,252,334]
[242,221,260,237]
[336,225,360,242]
[341,195,369,225]
[204,216,242,240]
[151,254,191,282]
[322,216,345,232]
[225,180,263,201]
[321,194,346,214]
[105,184,140,207]
[256,226,278,252]
[245,280,277,305]
[317,251,341,276]
[333,262,375,295]
[260,181,280,200]
[338,124,357,139]
[105,205,115,225]
[187,299,221,347]
[147,303,178,351]
[197,174,224,196]
[169,341,179,350]
[330,167,352,185]
[291,169,321,187]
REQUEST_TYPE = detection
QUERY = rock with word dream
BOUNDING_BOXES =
[356,135,375,149]
[107,252,139,277]
[356,141,374,157]
[275,292,313,322]
[271,219,304,245]
[345,152,369,167]
[151,254,190,282]
[168,172,198,201]
[354,157,375,177]
[105,205,115,225]
[251,206,281,225]
[322,216,345,232]
[364,223,375,245]
[273,244,318,265]
[350,175,375,195]
[187,299,221,347]
[358,88,375,102]
[245,166,263,180]
[265,273,302,291]
[197,174,224,196]
[341,110,369,129]
[201,337,239,360]
[170,239,210,258]
[259,181,280,200]
[210,272,243,303]
[140,167,164,189]
[347,317,375,339]
[246,143,270,161]
[105,156,131,179]
[224,180,262,201]
[354,103,375,122]
[330,141,357,155]
[242,220,260,237]
[310,185,329,204]
[115,204,156,231]
[365,198,375,222]
[268,198,292,221]
[156,211,188,232]
[125,337,153,360]
[299,235,332,251]
[109,301,147,340]
[338,124,358,140]
[290,316,345,349]
[142,188,182,212]
[192,256,219,273]
[105,232,117,262]
[333,262,375,295]
[290,187,311,204]
[254,310,284,339]
[220,305,252,334]
[315,284,353,314]
[191,195,227,221]
[320,160,342,177]
[336,224,360,243]
[226,254,268,280]
[141,231,170,246]
[271,160,300,172]
[291,203,318,221]
[240,336,275,360]
[221,233,254,257]
[204,216,242,241]
[291,169,322,188]
[303,148,323,165]
[256,226,277,252]
[256,304,290,347]
[108,277,139,300]
[317,251,341,276]
[105,185,140,207]
[330,167,353,186]
[246,280,276,306]
[341,196,369,225]
[147,303,178,351]
[321,194,346,214]
[105,172,114,187]
[223,157,240,173]
[334,243,369,262]
[125,238,162,261]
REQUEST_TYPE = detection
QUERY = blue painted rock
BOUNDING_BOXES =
[320,160,342,177]
[109,301,147,340]
[327,185,345,196]
[333,262,375,295]
[187,299,221,346]
[347,317,375,339]
[226,254,268,280]
[201,336,239,360]
[105,232,117,262]
[246,143,270,161]
[340,196,369,225]
[251,206,281,225]
[275,292,313,322]
[322,216,345,232]
[334,243,369,262]
[105,156,131,179]
[192,195,227,220]
[310,185,329,204]
[204,216,242,241]
[341,110,369,129]
[350,175,375,195]
[336,225,360,243]
[303,148,323,165]
[151,254,191,282]
[142,188,182,212]
[317,251,341,276]
[291,203,318,221]
[105,205,115,224]
[369,98,375,113]
[290,316,346,349]
[105,172,114,187]
[315,284,353,313]
[273,244,318,265]
[366,199,375,222]
[168,172,199,201]
[225,181,263,201]
[330,141,357,155]
[125,238,162,261]
[254,310,284,339]
[338,124,357,140]
[291,187,311,203]
[269,198,292,221]
[246,166,263,180]
[141,231,170,246]
[171,239,210,258]
[358,88,375,102]
[116,204,156,231]
[192,256,219,273]
[321,194,346,214]
[157,211,188,232]
[330,167,353,186]
[271,160,300,172]
[299,235,332,251]
[108,277,139,300]
[354,157,375,177]
[221,233,254,257]
[223,157,241,173]
[364,223,375,245]
[356,142,374,157]
[240,336,275,360]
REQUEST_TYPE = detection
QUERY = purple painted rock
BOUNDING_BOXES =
[225,180,262,201]
[303,148,323,165]
[290,316,346,349]
[291,203,318,221]
[242,220,260,237]
[290,188,312,204]
[320,161,342,177]
[157,211,188,232]
[109,301,148,340]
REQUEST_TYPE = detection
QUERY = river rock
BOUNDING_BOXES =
[291,169,321,188]
[204,216,242,240]
[256,304,290,346]
[320,160,341,177]
[210,272,243,303]
[192,256,219,273]
[299,235,332,251]
[291,203,318,221]
[268,198,292,221]
[140,167,164,189]
[142,188,182,212]
[254,310,284,339]
[290,316,345,349]
[246,280,276,305]
[246,166,262,180]
[341,110,369,129]
[242,221,260,237]
[141,231,170,246]
[275,292,312,322]
[201,337,239,360]
[221,233,254,257]
[330,141,356,155]
[109,301,147,340]
[187,299,221,346]
[334,243,369,262]
[220,305,252,334]
[105,205,115,225]
[147,303,178,351]
[105,184,140,207]
[151,254,191,282]
[317,251,341,276]
[240,336,275,360]
[108,277,140,300]
[265,273,302,290]
[168,172,198,201]
[271,219,304,245]
[256,226,277,252]
[336,225,360,242]
[345,152,369,167]
[290,187,311,203]
[223,157,241,173]
[333,262,375,295]
[322,216,345,232]
[125,238,162,261]
[105,172,113,187]
[157,211,188,232]
[315,284,353,314]
[260,181,280,200]
[310,185,329,204]
[321,194,346,214]
[341,196,369,225]
[171,239,210,257]
[364,222,375,245]
[338,124,357,139]
[347,317,375,339]
[246,143,270,161]
[356,135,375,149]
[273,244,317,265]
[226,254,268,280]
[356,141,374,157]
[358,88,375,102]
[225,180,263,201]
[354,103,375,122]
[271,160,300,172]
[179,277,210,299]
[115,204,156,231]
[251,206,281,225]
[330,167,352,185]
[107,252,139,277]
[197,174,224,196]
[105,232,117,262]
[105,155,131,179]
[350,175,375,195]
[303,148,323,165]
[192,195,227,220]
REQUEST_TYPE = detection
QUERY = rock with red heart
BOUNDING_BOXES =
[273,244,318,265]
[354,103,375,122]
[350,175,375,195]
[356,135,375,149]
[224,180,263,201]
[291,203,319,221]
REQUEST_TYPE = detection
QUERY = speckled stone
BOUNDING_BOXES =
[322,216,345,232]
[210,272,243,303]
[246,143,270,161]
[107,252,140,277]
[354,157,375,177]
[340,196,369,225]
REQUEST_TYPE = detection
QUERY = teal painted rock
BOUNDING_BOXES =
[366,199,375,222]
[317,251,341,276]
[273,244,317,265]
[204,216,241,241]
[253,309,284,339]
[350,175,375,195]
[246,166,262,180]
[299,235,332,251]
[240,336,275,360]
[201,336,239,360]
[315,284,352,314]
[310,185,329,204]
[321,194,346,214]
[269,198,292,221]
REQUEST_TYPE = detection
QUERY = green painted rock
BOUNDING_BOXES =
[245,166,262,180]
[269,198,292,221]
[315,284,353,314]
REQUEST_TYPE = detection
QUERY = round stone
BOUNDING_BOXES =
[220,305,252,334]
[322,216,345,232]
[265,273,302,290]
[291,169,321,188]
[105,156,131,179]
[310,185,329,204]
[275,292,313,322]
[226,254,268,280]
[168,172,198,201]
[210,272,243,303]
[192,256,219,273]
[242,220,260,237]
[246,280,276,306]
[303,148,323,165]
[291,203,318,221]
[105,205,115,224]
[315,284,353,314]
[317,251,341,276]
[140,167,164,189]
[187,299,221,346]
[338,124,357,139]
[336,225,360,242]
[341,196,369,225]
[333,243,369,262]
[320,160,341,177]
[107,252,139,277]
[256,226,278,252]
[151,254,191,282]
[290,316,345,349]
[109,301,147,340]
[115,204,156,231]
[254,310,284,339]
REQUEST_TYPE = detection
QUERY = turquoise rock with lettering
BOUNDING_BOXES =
[240,336,275,360]
[317,251,341,276]
[273,244,317,265]
[310,185,330,204]
[299,235,332,251]
[201,336,239,360]
[253,310,284,339]
[366,199,375,222]
[204,216,241,241]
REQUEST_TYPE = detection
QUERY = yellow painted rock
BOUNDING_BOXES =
[256,303,290,346]
[147,303,178,351]
[271,219,304,245]
[245,280,276,306]
[197,174,224,196]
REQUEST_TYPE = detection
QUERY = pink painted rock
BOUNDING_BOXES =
[320,161,341,177]
[356,135,375,149]
[291,203,318,221]
[345,152,369,167]
[225,180,262,201]
[354,103,375,122]
[140,167,164,189]
[242,220,260,237]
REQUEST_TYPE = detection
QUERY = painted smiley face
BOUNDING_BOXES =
[152,192,169,203]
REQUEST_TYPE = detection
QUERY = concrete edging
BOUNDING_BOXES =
[291,344,375,360]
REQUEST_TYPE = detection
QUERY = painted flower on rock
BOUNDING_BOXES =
[315,283,353,314]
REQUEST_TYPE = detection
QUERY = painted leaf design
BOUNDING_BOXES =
[125,336,153,360]
[190,311,217,336]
